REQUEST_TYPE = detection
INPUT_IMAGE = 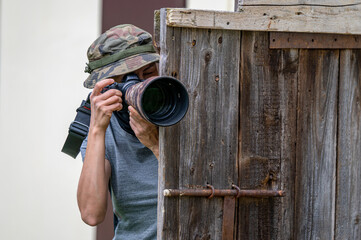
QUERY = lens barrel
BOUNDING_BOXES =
[125,76,189,126]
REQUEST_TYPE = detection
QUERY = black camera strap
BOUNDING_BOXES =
[62,95,91,158]
[62,93,136,158]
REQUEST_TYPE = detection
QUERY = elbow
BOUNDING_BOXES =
[77,191,108,226]
[80,209,106,226]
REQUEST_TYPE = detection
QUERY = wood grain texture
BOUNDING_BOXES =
[238,31,298,239]
[154,10,161,53]
[159,8,361,238]
[158,8,240,240]
[239,0,361,7]
[157,9,182,240]
[336,49,361,239]
[178,27,240,240]
[295,49,339,239]
[269,32,361,49]
[166,6,361,35]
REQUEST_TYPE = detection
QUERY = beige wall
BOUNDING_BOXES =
[0,0,101,239]
[0,1,235,239]
[187,0,235,11]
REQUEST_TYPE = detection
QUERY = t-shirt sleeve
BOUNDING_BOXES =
[80,136,88,162]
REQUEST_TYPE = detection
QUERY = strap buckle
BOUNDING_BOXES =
[69,120,89,137]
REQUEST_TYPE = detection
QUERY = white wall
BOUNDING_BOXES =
[0,0,101,239]
[187,0,235,11]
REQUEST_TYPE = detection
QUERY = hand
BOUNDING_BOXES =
[89,79,123,132]
[128,106,159,159]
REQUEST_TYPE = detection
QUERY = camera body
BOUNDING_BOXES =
[102,73,141,113]
[102,73,189,127]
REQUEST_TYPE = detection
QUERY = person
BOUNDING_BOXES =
[77,24,160,240]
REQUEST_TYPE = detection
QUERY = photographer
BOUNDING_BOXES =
[77,24,160,239]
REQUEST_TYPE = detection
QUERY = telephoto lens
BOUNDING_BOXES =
[125,75,189,127]
[102,74,189,127]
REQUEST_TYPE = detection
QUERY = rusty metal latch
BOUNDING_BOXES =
[164,185,284,240]
[163,184,285,198]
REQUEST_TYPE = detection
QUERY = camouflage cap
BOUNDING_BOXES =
[83,24,160,89]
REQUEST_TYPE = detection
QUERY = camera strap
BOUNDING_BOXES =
[62,95,91,158]
[62,92,138,158]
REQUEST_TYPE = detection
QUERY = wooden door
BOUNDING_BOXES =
[157,7,361,240]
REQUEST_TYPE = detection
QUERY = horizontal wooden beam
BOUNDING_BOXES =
[165,6,361,35]
[270,32,361,49]
[239,0,361,7]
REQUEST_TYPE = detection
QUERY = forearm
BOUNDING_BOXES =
[77,127,109,226]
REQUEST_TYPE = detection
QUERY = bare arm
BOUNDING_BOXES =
[77,79,122,226]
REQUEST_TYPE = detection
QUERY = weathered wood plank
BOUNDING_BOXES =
[238,31,298,239]
[239,0,361,7]
[336,49,361,240]
[157,8,182,240]
[270,32,361,49]
[276,48,299,240]
[165,6,361,35]
[153,10,161,53]
[177,27,240,240]
[295,49,339,239]
[158,8,240,239]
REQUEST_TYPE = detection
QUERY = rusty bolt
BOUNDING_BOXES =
[171,71,178,78]
[270,16,277,20]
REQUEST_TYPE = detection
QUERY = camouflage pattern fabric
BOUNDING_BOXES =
[83,24,160,89]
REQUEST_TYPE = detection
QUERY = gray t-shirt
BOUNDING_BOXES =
[80,116,158,240]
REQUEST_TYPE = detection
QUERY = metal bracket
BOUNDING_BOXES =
[270,32,361,49]
[222,195,235,240]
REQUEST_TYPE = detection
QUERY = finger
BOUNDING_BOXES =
[101,95,123,108]
[97,88,122,100]
[129,118,135,128]
[129,118,142,136]
[105,102,123,112]
[129,110,144,126]
[92,78,115,96]
[96,104,122,118]
[128,106,135,112]
[128,106,142,120]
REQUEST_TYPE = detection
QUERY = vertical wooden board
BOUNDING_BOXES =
[158,9,240,240]
[336,50,361,240]
[277,48,299,240]
[238,31,298,239]
[158,9,182,240]
[177,27,240,240]
[154,10,161,53]
[295,49,338,240]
